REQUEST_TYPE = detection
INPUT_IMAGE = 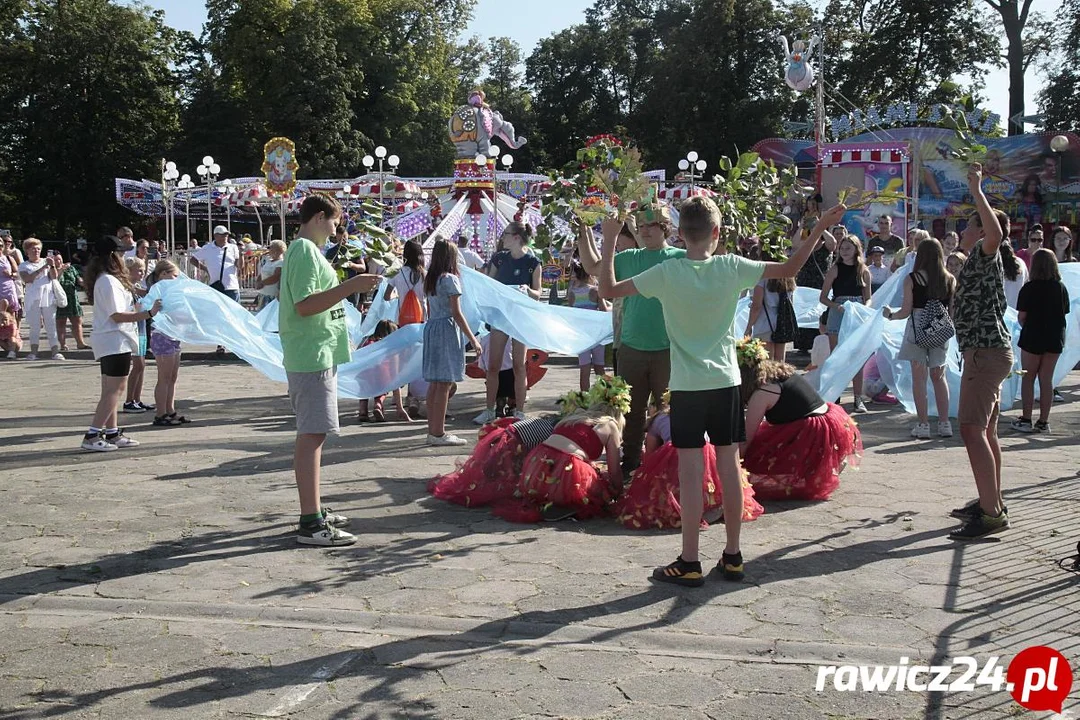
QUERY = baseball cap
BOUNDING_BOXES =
[868,246,885,255]
[213,225,230,236]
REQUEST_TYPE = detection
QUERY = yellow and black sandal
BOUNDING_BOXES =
[651,556,704,587]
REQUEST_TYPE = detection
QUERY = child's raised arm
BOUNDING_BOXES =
[763,204,847,280]
[598,218,641,299]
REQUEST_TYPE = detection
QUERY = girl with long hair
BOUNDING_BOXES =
[1000,241,1028,308]
[1051,226,1076,263]
[475,221,541,424]
[744,275,796,361]
[883,238,956,439]
[819,235,872,412]
[737,339,862,501]
[385,239,427,415]
[422,239,481,445]
[82,236,161,452]
[1011,249,1070,433]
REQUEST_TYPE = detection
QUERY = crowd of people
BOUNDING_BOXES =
[4,161,1075,583]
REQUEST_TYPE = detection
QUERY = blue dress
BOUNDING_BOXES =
[423,274,465,382]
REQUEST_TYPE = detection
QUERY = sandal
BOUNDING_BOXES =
[153,415,183,426]
[373,409,386,423]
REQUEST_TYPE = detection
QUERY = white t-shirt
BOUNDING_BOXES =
[258,256,284,298]
[193,242,242,290]
[810,333,832,368]
[90,274,139,360]
[389,267,425,299]
[459,247,484,270]
[18,259,54,307]
[1003,261,1028,309]
[868,263,892,288]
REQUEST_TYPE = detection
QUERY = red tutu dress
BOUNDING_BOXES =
[743,376,862,501]
[616,413,764,530]
[494,421,616,523]
[428,417,556,508]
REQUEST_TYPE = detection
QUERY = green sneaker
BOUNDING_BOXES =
[949,511,1010,541]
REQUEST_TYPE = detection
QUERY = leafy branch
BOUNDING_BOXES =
[709,151,798,260]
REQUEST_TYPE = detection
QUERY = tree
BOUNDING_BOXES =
[822,0,999,111]
[1038,0,1080,132]
[980,0,1053,135]
[0,0,185,238]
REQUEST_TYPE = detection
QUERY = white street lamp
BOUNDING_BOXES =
[363,146,398,218]
[1051,135,1070,221]
[177,173,195,248]
[679,151,707,191]
[196,155,220,245]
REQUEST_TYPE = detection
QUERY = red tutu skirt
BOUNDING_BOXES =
[743,403,862,501]
[428,419,525,507]
[493,444,615,523]
[616,443,764,530]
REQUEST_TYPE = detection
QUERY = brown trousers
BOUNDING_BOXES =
[617,345,671,468]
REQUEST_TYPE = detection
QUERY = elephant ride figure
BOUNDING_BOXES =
[448,88,527,160]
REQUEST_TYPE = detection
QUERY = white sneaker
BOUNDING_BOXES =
[25,353,37,361]
[512,410,527,420]
[108,432,140,449]
[51,352,65,360]
[427,433,467,446]
[473,408,497,425]
[938,420,953,438]
[910,422,931,439]
[81,436,118,452]
[297,523,356,547]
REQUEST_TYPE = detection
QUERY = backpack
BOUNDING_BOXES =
[914,298,954,349]
[396,270,425,326]
[765,287,799,344]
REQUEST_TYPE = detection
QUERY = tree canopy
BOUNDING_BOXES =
[0,0,1053,239]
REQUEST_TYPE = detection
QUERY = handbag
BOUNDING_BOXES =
[764,288,798,344]
[208,245,229,292]
[51,277,68,309]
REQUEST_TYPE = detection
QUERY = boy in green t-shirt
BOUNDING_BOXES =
[599,196,845,586]
[281,196,379,546]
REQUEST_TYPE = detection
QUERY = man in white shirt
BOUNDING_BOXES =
[457,235,484,270]
[190,226,245,302]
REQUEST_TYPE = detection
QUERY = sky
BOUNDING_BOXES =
[130,0,1061,126]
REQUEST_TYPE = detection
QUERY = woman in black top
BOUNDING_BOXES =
[737,339,863,502]
[473,221,542,425]
[1012,249,1071,433]
[819,236,872,413]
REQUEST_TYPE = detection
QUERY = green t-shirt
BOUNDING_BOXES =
[614,246,686,351]
[279,237,351,373]
[633,255,766,392]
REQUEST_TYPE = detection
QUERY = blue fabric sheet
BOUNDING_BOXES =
[815,262,1080,417]
[142,268,614,399]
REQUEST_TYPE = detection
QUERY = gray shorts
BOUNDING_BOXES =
[287,368,340,435]
[896,312,948,368]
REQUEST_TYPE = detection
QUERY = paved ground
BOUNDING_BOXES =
[1,339,1078,719]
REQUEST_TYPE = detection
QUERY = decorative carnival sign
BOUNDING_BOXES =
[829,101,1001,139]
[261,137,299,195]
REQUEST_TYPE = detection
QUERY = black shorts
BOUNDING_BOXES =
[669,386,745,449]
[99,352,132,378]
